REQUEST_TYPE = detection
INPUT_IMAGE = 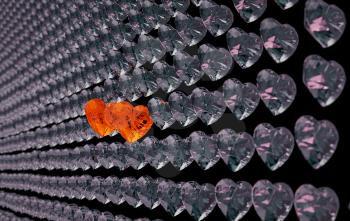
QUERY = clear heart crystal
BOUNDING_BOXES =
[215,179,252,221]
[295,184,339,221]
[232,0,267,23]
[257,69,297,116]
[175,12,207,46]
[226,27,263,69]
[253,180,294,221]
[304,0,346,48]
[253,123,294,171]
[303,54,346,107]
[294,115,338,169]
[260,18,299,63]
[223,78,260,120]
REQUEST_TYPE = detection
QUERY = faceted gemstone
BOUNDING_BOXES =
[226,27,263,69]
[119,73,143,101]
[175,12,207,46]
[162,0,190,16]
[134,69,159,97]
[158,24,187,55]
[135,35,166,67]
[121,41,138,68]
[181,182,216,221]
[294,184,339,221]
[294,115,338,169]
[84,99,114,137]
[189,131,220,170]
[198,44,233,81]
[104,177,125,205]
[142,1,171,28]
[232,0,267,23]
[153,61,182,93]
[125,142,148,170]
[199,0,234,36]
[148,97,176,130]
[191,88,226,125]
[274,0,299,10]
[104,102,153,143]
[303,55,346,107]
[120,177,142,208]
[256,69,297,116]
[304,0,346,48]
[136,176,160,209]
[216,129,255,172]
[157,180,185,216]
[162,135,193,170]
[168,91,197,127]
[223,78,260,120]
[252,180,294,221]
[215,179,252,221]
[191,0,202,6]
[174,51,203,86]
[260,18,299,63]
[129,9,154,34]
[254,123,294,171]
[141,136,169,169]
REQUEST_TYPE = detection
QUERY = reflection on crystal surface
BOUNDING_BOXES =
[260,18,299,63]
[253,123,294,171]
[175,12,207,46]
[253,180,294,221]
[274,0,299,10]
[294,115,338,169]
[304,0,346,48]
[303,55,346,107]
[295,184,339,221]
[256,69,296,116]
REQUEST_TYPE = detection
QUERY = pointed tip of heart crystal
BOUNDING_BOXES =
[84,98,115,137]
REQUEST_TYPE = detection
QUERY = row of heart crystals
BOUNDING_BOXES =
[0,115,338,171]
[0,173,340,221]
[0,209,33,221]
[0,190,161,221]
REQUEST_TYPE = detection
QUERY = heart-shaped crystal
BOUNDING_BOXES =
[148,97,176,130]
[303,54,346,107]
[189,131,220,170]
[162,135,193,170]
[253,123,294,171]
[174,51,203,86]
[274,0,299,10]
[181,182,216,221]
[260,18,299,63]
[216,129,255,172]
[253,180,294,221]
[175,12,207,46]
[158,24,187,55]
[198,44,233,81]
[223,78,260,120]
[304,0,346,48]
[157,180,185,216]
[215,179,252,221]
[136,176,160,209]
[191,88,226,125]
[200,0,233,36]
[162,0,190,16]
[257,69,297,116]
[295,184,339,221]
[168,91,197,127]
[135,34,166,67]
[294,115,338,169]
[154,61,182,93]
[84,99,114,137]
[226,27,263,69]
[232,0,267,23]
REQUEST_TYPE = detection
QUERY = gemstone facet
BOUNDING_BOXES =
[232,0,267,23]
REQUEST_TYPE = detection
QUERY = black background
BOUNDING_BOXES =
[4,0,350,220]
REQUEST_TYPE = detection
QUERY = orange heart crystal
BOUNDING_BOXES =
[84,98,114,137]
[103,101,153,143]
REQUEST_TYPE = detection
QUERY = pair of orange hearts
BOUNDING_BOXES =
[84,99,153,143]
